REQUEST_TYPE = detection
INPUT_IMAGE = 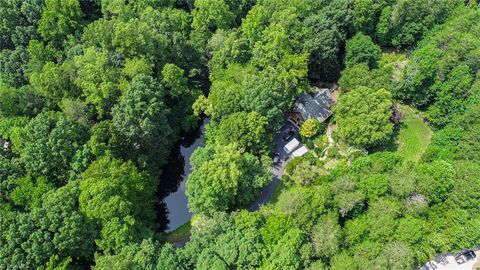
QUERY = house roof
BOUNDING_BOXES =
[293,87,334,122]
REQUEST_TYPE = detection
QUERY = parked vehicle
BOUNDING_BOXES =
[283,130,295,142]
[455,250,476,264]
[283,138,300,154]
[273,153,279,163]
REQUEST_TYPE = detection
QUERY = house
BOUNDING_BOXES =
[287,86,337,127]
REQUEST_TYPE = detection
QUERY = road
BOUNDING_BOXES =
[248,121,299,211]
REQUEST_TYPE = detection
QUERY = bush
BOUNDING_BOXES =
[314,147,325,157]
[285,157,304,175]
[300,119,323,138]
[327,147,338,158]
[305,141,315,149]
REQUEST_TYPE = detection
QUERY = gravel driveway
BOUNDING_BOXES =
[249,121,299,211]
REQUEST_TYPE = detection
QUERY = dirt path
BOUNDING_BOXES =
[320,124,336,160]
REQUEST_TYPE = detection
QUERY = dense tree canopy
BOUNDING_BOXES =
[335,86,394,148]
[186,143,271,214]
[1,1,479,269]
[345,33,381,69]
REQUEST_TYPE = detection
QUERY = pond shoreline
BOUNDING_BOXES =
[162,120,207,233]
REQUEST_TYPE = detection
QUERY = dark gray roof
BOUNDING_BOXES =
[293,88,334,122]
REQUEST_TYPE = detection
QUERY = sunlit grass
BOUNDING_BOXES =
[396,105,432,162]
[165,221,191,243]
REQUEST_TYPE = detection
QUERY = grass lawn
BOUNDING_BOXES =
[165,221,191,243]
[396,105,432,162]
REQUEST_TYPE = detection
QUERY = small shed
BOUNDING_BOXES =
[291,146,308,157]
[284,138,300,154]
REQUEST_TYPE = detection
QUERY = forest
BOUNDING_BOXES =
[0,0,479,269]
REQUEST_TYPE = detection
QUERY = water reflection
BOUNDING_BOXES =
[160,120,206,232]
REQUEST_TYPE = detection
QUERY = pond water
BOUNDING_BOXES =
[161,120,206,232]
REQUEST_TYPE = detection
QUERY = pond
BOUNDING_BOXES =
[161,120,206,232]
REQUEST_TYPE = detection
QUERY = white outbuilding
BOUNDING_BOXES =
[284,138,300,154]
[291,145,308,157]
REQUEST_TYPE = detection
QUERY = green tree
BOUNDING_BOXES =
[162,63,201,132]
[29,61,75,107]
[11,111,87,184]
[0,84,44,118]
[0,47,29,87]
[358,174,389,201]
[275,186,330,231]
[262,228,308,270]
[0,0,43,49]
[286,160,324,186]
[205,111,270,154]
[345,33,381,69]
[416,160,455,204]
[10,176,53,209]
[425,64,474,128]
[73,47,120,118]
[330,251,357,270]
[303,1,352,81]
[334,86,393,148]
[352,0,385,35]
[157,244,187,270]
[299,119,323,138]
[338,63,390,92]
[0,183,95,269]
[389,165,417,198]
[191,0,234,51]
[311,212,341,259]
[111,74,173,171]
[376,0,460,47]
[394,216,425,245]
[79,155,156,253]
[37,0,84,45]
[366,198,402,242]
[186,143,271,214]
[93,239,164,270]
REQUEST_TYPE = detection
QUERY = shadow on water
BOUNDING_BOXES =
[155,119,207,232]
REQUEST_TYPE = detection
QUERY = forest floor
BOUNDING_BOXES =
[395,104,432,162]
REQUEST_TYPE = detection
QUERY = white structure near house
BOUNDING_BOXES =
[284,138,300,154]
[291,145,308,157]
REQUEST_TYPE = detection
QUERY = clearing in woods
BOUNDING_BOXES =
[396,104,433,162]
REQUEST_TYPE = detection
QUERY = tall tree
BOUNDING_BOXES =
[334,86,393,148]
[37,0,84,46]
[79,155,156,253]
[111,74,173,172]
[186,143,271,214]
[344,33,381,69]
[11,111,87,184]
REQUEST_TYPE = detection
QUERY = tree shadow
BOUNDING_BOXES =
[368,122,405,153]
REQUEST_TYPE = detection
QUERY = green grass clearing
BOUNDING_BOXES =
[396,105,432,162]
[165,221,191,243]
